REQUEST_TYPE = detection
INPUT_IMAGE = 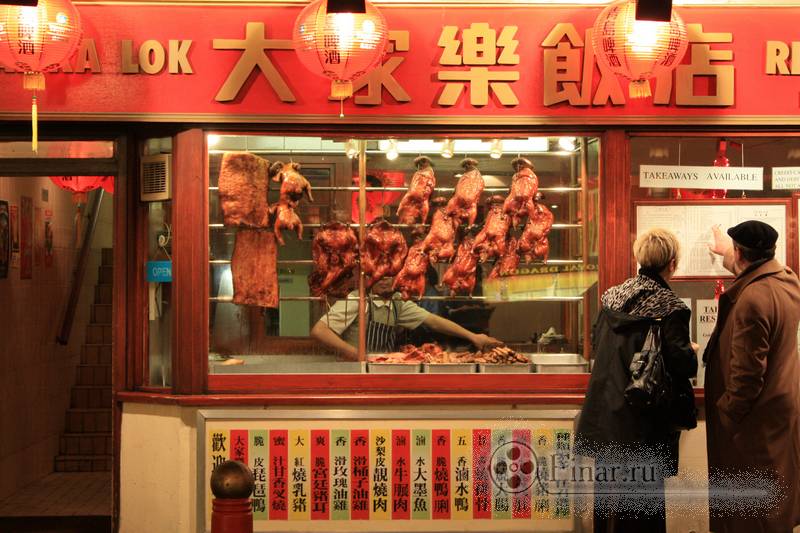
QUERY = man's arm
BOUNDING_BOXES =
[310,321,358,360]
[422,313,502,350]
[710,225,736,274]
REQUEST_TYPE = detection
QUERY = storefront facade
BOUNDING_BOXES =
[3,1,800,531]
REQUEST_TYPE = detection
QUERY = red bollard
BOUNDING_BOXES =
[212,498,252,533]
[210,460,255,533]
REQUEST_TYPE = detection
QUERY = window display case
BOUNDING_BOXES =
[206,134,599,376]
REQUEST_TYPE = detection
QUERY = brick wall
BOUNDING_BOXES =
[0,177,112,501]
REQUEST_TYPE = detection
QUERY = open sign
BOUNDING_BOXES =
[146,260,172,282]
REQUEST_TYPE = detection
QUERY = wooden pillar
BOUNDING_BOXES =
[172,128,208,394]
[599,129,632,294]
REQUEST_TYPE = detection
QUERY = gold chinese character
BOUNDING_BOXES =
[654,24,734,106]
[331,30,411,105]
[213,22,295,103]
[541,23,624,107]
[437,23,520,107]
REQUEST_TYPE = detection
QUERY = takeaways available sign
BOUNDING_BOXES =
[639,165,764,191]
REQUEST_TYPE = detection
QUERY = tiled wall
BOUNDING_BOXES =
[0,177,112,501]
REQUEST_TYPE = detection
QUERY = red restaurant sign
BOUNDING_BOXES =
[0,4,799,124]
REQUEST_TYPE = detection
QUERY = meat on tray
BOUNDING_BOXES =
[442,234,479,296]
[362,219,408,289]
[422,197,457,264]
[397,156,436,224]
[393,238,429,300]
[472,195,511,263]
[231,228,279,308]
[370,342,529,365]
[218,152,271,228]
[503,157,539,226]
[309,221,359,297]
[446,158,484,226]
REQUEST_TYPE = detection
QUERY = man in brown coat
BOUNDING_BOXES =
[706,220,800,533]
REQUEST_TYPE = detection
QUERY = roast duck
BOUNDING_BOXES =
[489,236,520,279]
[446,158,484,226]
[518,201,554,262]
[442,234,479,296]
[422,197,458,264]
[472,195,511,263]
[362,219,408,289]
[309,221,359,298]
[218,152,271,228]
[396,156,436,224]
[503,157,539,227]
[270,161,313,245]
[393,231,429,300]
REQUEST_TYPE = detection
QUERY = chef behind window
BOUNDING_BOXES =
[310,276,502,360]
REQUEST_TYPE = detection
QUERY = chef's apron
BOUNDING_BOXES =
[366,298,406,353]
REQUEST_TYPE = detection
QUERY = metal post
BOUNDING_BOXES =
[357,140,367,362]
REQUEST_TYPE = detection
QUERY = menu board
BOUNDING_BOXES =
[200,410,577,532]
[635,203,787,278]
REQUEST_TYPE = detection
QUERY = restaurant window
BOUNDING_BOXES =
[208,134,599,375]
[145,137,173,386]
[630,135,800,386]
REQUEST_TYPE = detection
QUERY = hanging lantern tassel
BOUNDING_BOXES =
[23,73,45,154]
[629,79,652,99]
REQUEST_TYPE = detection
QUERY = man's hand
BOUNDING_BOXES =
[470,333,503,351]
[709,224,732,256]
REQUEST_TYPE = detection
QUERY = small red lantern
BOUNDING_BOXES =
[592,0,688,99]
[49,176,111,204]
[0,0,83,152]
[292,0,388,101]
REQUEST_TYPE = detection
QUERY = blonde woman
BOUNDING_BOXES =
[576,228,698,533]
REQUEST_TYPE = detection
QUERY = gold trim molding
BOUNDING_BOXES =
[2,111,800,127]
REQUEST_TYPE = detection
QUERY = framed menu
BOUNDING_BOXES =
[635,200,789,278]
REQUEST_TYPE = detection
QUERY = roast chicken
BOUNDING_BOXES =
[270,161,314,208]
[472,195,511,263]
[503,157,539,227]
[442,234,479,296]
[362,219,409,288]
[518,202,554,262]
[396,156,436,224]
[272,202,303,246]
[309,221,359,297]
[489,237,520,279]
[446,158,484,226]
[422,197,458,264]
[393,239,429,300]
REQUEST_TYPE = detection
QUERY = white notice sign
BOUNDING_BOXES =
[640,165,764,191]
[636,203,787,277]
[695,298,718,387]
[772,167,800,190]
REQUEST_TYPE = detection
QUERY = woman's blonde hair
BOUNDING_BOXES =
[634,228,680,271]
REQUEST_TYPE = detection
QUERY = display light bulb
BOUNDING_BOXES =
[558,137,576,151]
[441,139,454,159]
[489,139,503,159]
[207,134,221,148]
[385,139,399,161]
[345,138,358,158]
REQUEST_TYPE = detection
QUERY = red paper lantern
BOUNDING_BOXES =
[50,176,109,204]
[292,0,388,100]
[0,0,83,152]
[592,0,688,99]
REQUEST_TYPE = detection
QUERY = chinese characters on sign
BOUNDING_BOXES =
[207,427,572,523]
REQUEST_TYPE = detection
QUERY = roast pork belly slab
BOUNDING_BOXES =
[218,152,270,228]
[231,228,279,308]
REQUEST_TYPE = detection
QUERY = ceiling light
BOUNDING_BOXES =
[385,139,399,161]
[207,134,221,148]
[441,139,454,159]
[344,138,358,158]
[489,139,503,159]
[558,137,576,151]
[788,148,800,160]
[648,146,670,159]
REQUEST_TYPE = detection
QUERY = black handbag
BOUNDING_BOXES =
[624,323,672,411]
